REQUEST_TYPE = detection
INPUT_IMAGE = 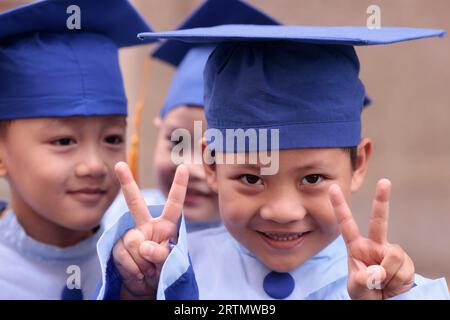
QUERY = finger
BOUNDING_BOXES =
[161,164,189,224]
[383,251,415,294]
[368,179,391,244]
[329,184,361,246]
[113,238,144,282]
[140,240,171,267]
[122,229,156,278]
[115,161,152,226]
[380,244,405,286]
[138,216,177,244]
[113,239,154,297]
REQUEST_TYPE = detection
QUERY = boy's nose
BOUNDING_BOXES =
[259,192,307,224]
[75,152,108,178]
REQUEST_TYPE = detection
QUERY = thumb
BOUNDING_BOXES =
[139,240,170,265]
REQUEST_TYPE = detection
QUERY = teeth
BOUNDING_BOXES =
[264,232,304,241]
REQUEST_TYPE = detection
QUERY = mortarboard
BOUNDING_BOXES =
[139,25,445,151]
[0,0,155,120]
[151,0,280,118]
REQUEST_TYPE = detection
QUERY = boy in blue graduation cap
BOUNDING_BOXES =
[149,0,280,233]
[0,0,156,299]
[95,0,281,300]
[99,26,450,299]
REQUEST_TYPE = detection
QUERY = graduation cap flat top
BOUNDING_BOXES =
[0,0,154,120]
[1,0,155,47]
[152,0,280,118]
[139,25,445,152]
[140,24,445,45]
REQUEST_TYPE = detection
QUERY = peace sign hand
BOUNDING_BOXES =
[329,179,415,300]
[112,162,188,299]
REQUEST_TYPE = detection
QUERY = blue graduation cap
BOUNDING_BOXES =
[140,25,445,151]
[151,0,280,118]
[0,0,155,120]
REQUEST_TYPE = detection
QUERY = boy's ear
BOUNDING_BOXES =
[0,157,7,177]
[350,137,372,192]
[200,138,218,193]
[0,160,6,176]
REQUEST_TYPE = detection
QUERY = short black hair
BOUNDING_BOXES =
[0,120,12,137]
[343,147,358,170]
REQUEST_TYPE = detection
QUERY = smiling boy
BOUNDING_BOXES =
[0,0,153,299]
[0,117,126,244]
[97,25,449,300]
[147,0,279,231]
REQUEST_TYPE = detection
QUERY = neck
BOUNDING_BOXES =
[10,192,95,248]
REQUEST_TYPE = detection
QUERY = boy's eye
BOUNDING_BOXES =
[52,138,75,146]
[302,174,324,185]
[169,135,183,147]
[104,135,124,145]
[240,174,263,185]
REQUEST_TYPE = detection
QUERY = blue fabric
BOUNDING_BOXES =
[96,209,200,300]
[156,215,198,300]
[139,25,445,45]
[204,41,365,151]
[0,207,103,299]
[263,272,295,299]
[96,212,450,300]
[159,46,215,118]
[0,0,154,47]
[140,25,444,151]
[95,203,164,299]
[185,219,222,233]
[103,255,122,300]
[152,0,280,66]
[0,201,7,211]
[163,225,450,299]
[164,257,199,300]
[61,287,83,300]
[0,0,154,120]
[152,0,279,119]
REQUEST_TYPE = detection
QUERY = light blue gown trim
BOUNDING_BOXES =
[0,208,101,261]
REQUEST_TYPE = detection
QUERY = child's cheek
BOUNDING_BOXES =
[308,199,340,233]
[219,195,250,226]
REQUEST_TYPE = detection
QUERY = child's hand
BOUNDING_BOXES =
[112,162,188,300]
[329,179,415,300]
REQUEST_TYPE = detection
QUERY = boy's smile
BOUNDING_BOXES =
[257,230,312,250]
[204,143,371,272]
[67,187,109,204]
[0,116,126,247]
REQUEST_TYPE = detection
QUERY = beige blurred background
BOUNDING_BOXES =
[1,0,449,288]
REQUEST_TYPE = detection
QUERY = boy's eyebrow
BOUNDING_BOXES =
[234,160,328,170]
[233,160,331,171]
[295,161,329,171]
[43,117,126,129]
[43,118,72,129]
